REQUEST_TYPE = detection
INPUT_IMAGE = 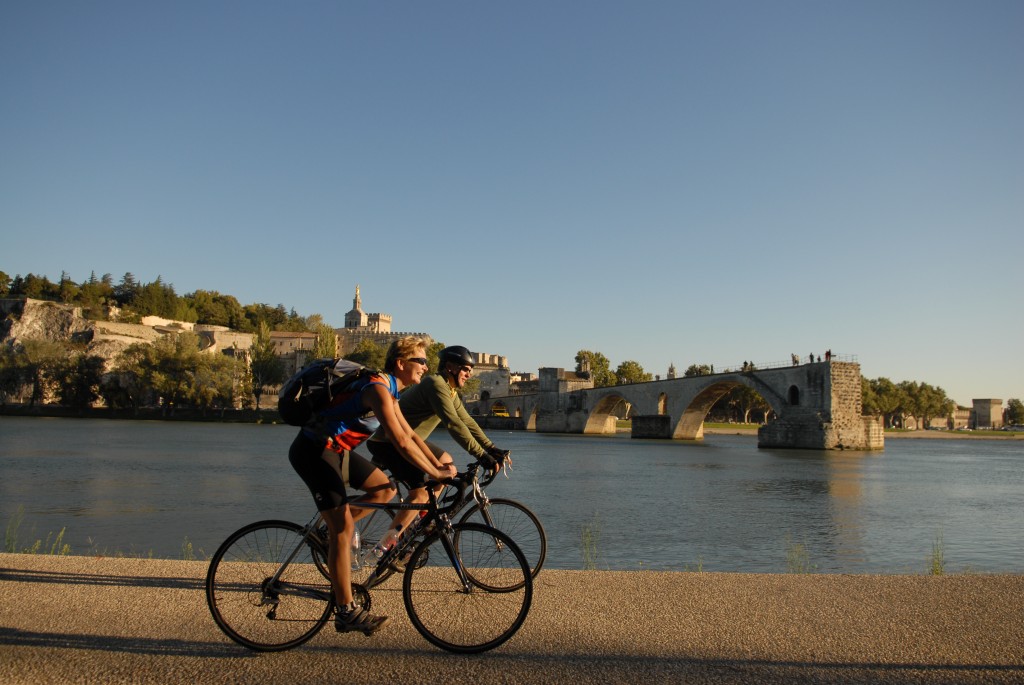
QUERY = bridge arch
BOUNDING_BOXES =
[671,376,782,439]
[584,392,628,434]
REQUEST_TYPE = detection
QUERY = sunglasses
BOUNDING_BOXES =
[405,357,429,368]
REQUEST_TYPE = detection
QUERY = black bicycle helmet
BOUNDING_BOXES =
[439,345,475,369]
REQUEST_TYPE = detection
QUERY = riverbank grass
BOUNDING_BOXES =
[5,507,71,556]
[929,532,945,576]
[581,514,601,570]
[785,536,816,574]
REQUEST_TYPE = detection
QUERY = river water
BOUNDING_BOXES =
[1,416,1022,574]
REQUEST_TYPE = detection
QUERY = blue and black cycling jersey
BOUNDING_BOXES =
[301,372,399,452]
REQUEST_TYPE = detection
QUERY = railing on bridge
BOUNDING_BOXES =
[705,352,858,375]
[500,353,859,395]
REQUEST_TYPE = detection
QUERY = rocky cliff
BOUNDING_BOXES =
[1,298,163,362]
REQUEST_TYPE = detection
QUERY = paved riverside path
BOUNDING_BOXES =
[1,554,1022,685]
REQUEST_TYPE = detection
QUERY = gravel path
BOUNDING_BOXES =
[1,554,1022,684]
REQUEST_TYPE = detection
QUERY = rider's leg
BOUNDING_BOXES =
[346,452,397,522]
[389,447,454,534]
[324,502,389,634]
[349,468,396,521]
[320,504,355,605]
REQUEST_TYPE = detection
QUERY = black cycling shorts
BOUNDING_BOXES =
[289,431,379,512]
[367,439,438,488]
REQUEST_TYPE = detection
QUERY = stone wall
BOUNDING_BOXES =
[335,328,433,356]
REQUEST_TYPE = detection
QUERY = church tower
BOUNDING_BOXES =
[344,285,368,329]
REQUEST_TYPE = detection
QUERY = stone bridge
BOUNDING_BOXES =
[474,360,883,450]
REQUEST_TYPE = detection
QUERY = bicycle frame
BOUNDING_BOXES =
[357,474,475,591]
[309,466,489,592]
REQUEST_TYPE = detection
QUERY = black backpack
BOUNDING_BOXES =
[277,358,375,427]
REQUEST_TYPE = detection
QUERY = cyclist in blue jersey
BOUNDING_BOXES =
[288,336,452,635]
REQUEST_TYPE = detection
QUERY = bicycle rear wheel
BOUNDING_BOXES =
[403,522,532,654]
[206,520,332,652]
[457,498,546,579]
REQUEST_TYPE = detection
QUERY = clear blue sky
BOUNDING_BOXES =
[3,1,1022,406]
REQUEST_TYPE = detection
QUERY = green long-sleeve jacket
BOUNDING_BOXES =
[381,373,494,458]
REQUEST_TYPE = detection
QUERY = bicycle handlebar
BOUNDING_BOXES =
[420,450,511,515]
[422,466,475,516]
[478,463,498,487]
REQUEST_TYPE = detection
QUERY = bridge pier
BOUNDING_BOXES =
[757,411,884,450]
[630,415,672,439]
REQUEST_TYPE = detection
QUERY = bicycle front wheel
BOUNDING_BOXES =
[458,498,547,579]
[206,520,332,652]
[403,522,532,654]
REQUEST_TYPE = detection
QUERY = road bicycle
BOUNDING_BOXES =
[343,454,546,589]
[205,465,533,654]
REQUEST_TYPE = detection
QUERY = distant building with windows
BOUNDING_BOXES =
[469,352,510,401]
[971,399,1003,429]
[268,331,318,378]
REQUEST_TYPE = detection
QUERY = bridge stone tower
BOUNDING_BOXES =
[755,362,883,450]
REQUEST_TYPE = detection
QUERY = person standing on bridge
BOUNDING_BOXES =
[367,345,510,537]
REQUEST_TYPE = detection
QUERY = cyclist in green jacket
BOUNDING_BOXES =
[368,345,510,537]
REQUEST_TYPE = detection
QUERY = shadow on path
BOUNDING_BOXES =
[0,566,204,591]
[0,627,246,658]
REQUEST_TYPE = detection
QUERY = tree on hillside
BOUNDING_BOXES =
[190,352,246,415]
[312,323,338,359]
[0,345,25,403]
[103,345,151,411]
[77,272,115,318]
[18,339,67,406]
[615,360,652,385]
[10,273,60,301]
[130,332,205,413]
[184,290,247,329]
[575,350,616,387]
[276,307,313,333]
[426,341,445,374]
[58,271,79,304]
[53,353,106,411]
[0,271,10,296]
[249,321,285,411]
[113,273,139,306]
[133,276,182,320]
[346,339,386,370]
[243,303,290,331]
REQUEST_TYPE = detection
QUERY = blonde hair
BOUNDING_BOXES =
[384,336,428,373]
